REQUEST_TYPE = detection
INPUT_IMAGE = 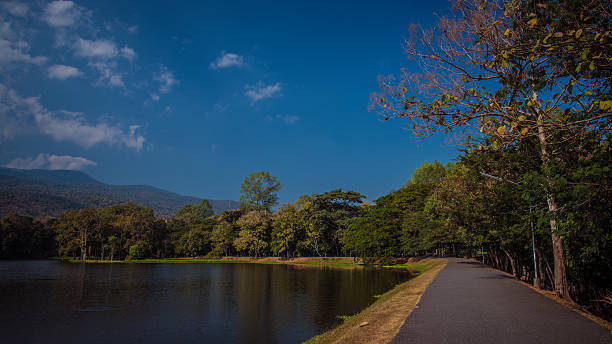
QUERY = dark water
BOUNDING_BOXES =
[0,260,411,344]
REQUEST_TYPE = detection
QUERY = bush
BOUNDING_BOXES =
[128,244,146,260]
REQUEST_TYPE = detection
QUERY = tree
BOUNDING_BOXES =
[211,221,236,257]
[409,160,452,185]
[271,203,305,259]
[234,210,271,258]
[342,207,403,263]
[239,171,283,211]
[302,189,365,257]
[175,199,214,223]
[371,0,611,299]
[175,229,210,257]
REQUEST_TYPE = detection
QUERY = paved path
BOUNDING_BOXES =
[392,258,611,344]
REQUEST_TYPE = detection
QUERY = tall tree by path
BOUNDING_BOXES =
[371,0,611,299]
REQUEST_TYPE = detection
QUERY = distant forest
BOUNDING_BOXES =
[0,167,238,218]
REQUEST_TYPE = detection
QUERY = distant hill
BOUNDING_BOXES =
[0,167,238,219]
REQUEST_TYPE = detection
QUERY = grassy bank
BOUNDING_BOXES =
[304,258,447,344]
[67,256,375,269]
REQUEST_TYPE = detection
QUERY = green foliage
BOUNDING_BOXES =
[302,189,365,257]
[128,244,146,260]
[271,203,305,259]
[175,199,214,223]
[234,210,271,257]
[409,160,452,185]
[175,229,210,257]
[342,207,402,263]
[0,215,56,258]
[239,171,283,211]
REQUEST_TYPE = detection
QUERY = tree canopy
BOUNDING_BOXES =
[239,171,283,211]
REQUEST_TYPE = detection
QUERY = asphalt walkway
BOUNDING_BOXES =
[391,258,612,344]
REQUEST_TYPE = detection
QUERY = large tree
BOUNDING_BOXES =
[239,171,283,211]
[371,0,611,299]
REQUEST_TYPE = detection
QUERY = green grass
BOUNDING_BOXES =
[66,257,430,273]
[67,258,250,264]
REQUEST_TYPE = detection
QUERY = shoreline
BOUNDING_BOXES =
[304,258,447,344]
[63,256,425,271]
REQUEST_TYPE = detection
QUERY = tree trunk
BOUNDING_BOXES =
[536,248,546,289]
[534,96,572,300]
[503,248,519,278]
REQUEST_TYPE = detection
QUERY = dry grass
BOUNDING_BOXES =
[305,258,448,344]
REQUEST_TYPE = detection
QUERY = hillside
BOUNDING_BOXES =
[0,168,238,219]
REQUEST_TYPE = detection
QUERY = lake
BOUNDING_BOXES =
[0,260,411,344]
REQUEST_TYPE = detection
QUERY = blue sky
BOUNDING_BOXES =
[0,0,458,204]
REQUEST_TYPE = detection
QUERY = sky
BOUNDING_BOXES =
[0,0,460,204]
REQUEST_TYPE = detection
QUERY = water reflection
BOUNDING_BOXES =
[0,261,411,344]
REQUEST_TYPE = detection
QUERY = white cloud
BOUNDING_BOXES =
[150,65,177,100]
[0,84,145,151]
[125,125,145,151]
[0,39,47,67]
[155,65,177,93]
[0,22,46,68]
[0,84,42,140]
[127,25,138,34]
[245,82,282,102]
[74,38,117,59]
[275,114,299,124]
[209,51,245,69]
[2,2,29,17]
[42,1,81,27]
[6,153,96,170]
[88,61,125,88]
[47,64,81,80]
[120,45,136,61]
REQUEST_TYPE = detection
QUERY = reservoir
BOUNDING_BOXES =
[0,260,411,343]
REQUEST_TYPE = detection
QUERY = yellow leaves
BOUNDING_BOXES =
[504,28,511,36]
[585,90,593,96]
[402,87,407,94]
[518,115,526,121]
[581,48,589,60]
[575,29,583,39]
[527,18,538,27]
[497,125,506,135]
[520,127,529,135]
[589,61,595,71]
[502,59,509,68]
[600,100,612,111]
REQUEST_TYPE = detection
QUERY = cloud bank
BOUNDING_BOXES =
[6,153,96,170]
[0,84,145,151]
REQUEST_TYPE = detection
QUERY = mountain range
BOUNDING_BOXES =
[0,167,238,219]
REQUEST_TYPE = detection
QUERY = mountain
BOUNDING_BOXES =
[0,168,239,219]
